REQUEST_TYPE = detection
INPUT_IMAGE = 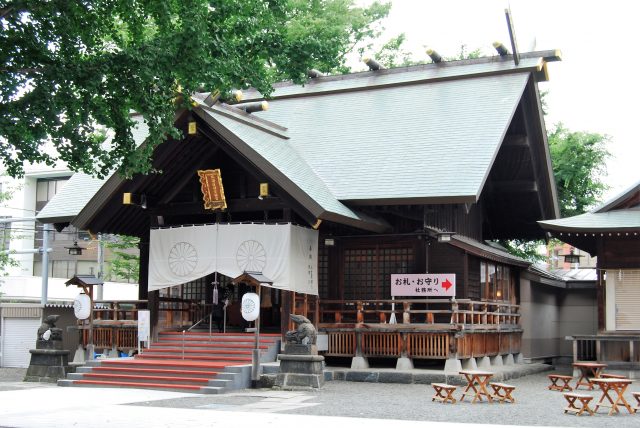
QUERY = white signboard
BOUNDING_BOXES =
[391,273,456,297]
[138,310,150,342]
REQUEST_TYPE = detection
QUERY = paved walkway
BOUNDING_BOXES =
[1,367,639,428]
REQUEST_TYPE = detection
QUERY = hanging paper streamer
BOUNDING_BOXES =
[212,284,219,305]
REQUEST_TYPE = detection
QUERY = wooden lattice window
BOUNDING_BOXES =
[182,277,207,301]
[318,245,329,298]
[343,245,415,300]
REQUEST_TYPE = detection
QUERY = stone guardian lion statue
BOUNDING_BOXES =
[285,314,317,345]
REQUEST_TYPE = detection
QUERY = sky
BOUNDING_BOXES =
[359,0,640,200]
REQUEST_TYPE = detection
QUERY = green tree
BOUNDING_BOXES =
[369,33,417,68]
[0,177,19,293]
[0,0,390,178]
[104,235,140,283]
[548,124,610,218]
[499,124,610,262]
[444,44,482,61]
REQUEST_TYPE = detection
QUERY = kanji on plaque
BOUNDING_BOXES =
[197,169,227,211]
[390,274,456,297]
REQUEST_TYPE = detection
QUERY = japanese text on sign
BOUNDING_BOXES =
[197,169,227,211]
[390,273,456,297]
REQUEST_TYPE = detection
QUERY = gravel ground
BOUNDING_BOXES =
[1,367,638,426]
[128,370,640,427]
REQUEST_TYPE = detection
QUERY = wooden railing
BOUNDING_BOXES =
[317,298,520,327]
[158,297,213,330]
[569,334,640,365]
[317,298,521,360]
[79,300,147,351]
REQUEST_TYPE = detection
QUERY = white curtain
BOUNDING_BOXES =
[148,223,318,295]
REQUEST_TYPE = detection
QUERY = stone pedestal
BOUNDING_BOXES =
[275,344,325,389]
[24,339,72,383]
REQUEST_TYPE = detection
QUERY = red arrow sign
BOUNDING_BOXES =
[442,279,453,291]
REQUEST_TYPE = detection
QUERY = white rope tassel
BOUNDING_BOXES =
[213,282,219,305]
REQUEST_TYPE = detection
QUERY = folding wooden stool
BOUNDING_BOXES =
[489,382,516,403]
[431,383,457,404]
[563,392,595,416]
[632,391,640,413]
[547,374,573,392]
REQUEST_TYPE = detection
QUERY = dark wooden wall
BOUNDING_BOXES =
[598,236,640,269]
[423,203,483,241]
[428,243,467,298]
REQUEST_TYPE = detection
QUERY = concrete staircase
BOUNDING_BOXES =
[58,331,281,394]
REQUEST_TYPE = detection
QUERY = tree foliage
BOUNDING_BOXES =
[369,33,416,68]
[548,124,610,218]
[104,234,140,283]
[499,123,610,262]
[0,177,18,289]
[0,0,390,178]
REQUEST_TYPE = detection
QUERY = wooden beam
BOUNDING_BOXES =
[155,197,288,216]
[195,118,319,227]
[502,135,528,147]
[157,146,219,205]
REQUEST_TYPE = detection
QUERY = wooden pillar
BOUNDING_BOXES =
[148,290,159,341]
[597,268,605,331]
[402,301,411,324]
[138,230,150,301]
[463,252,469,299]
[280,290,292,337]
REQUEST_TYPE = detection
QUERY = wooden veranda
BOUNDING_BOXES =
[80,295,522,362]
[298,296,522,361]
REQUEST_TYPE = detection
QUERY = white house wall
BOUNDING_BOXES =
[1,163,72,277]
[1,276,138,302]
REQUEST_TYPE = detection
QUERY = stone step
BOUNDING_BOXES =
[59,332,277,394]
[158,332,280,340]
[78,366,221,378]
[58,378,223,393]
[153,341,269,350]
[68,372,212,385]
[94,358,233,370]
[135,353,252,363]
[143,348,253,356]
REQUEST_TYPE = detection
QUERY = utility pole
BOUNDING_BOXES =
[96,233,104,300]
[40,223,51,305]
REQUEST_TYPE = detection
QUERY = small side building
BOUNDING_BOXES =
[539,181,640,371]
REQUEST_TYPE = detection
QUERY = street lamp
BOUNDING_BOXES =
[65,241,85,256]
[67,234,104,300]
[437,230,456,243]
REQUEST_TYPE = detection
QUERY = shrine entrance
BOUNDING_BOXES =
[157,273,282,333]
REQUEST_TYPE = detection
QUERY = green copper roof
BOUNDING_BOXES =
[538,210,640,232]
[36,117,149,224]
[227,72,529,203]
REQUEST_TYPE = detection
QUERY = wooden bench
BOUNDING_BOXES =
[489,382,516,403]
[431,383,457,404]
[548,374,573,392]
[563,393,595,416]
[632,391,640,413]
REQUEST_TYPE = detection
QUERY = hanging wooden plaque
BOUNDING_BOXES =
[197,169,227,211]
